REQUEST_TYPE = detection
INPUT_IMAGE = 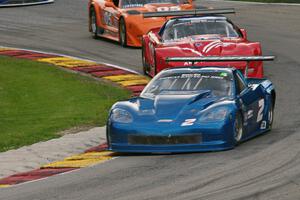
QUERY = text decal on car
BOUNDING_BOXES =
[157,6,180,12]
[181,119,196,126]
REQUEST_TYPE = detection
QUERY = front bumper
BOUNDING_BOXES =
[107,121,235,153]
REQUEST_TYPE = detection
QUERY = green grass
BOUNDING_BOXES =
[231,0,300,3]
[0,56,130,152]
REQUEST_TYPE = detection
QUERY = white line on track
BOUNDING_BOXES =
[0,0,54,8]
[0,45,141,75]
[209,0,300,6]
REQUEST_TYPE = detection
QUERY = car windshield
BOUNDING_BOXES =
[121,0,187,8]
[141,70,234,98]
[162,17,240,41]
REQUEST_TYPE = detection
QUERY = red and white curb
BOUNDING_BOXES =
[0,46,149,96]
[0,46,149,187]
[0,143,112,188]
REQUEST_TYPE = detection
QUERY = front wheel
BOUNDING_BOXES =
[233,112,244,145]
[119,18,127,47]
[152,49,157,77]
[142,40,149,75]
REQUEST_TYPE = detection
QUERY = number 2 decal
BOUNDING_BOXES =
[181,119,196,126]
[257,99,265,122]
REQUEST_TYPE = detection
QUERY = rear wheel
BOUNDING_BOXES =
[119,18,127,47]
[90,8,98,38]
[233,112,244,144]
[268,101,274,130]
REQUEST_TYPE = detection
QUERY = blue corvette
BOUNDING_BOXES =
[107,56,276,153]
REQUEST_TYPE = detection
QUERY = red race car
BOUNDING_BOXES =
[142,9,264,78]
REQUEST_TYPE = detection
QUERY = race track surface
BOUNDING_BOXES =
[0,0,300,199]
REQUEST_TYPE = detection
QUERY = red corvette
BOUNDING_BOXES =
[142,9,264,78]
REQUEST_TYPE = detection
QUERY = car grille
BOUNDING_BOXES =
[128,134,201,145]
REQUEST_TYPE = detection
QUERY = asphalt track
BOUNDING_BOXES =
[0,0,300,199]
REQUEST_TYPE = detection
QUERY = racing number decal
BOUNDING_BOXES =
[181,119,196,126]
[257,99,265,122]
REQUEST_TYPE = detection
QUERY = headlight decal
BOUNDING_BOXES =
[198,107,230,122]
[111,108,133,123]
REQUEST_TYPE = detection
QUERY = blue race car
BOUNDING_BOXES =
[107,56,276,153]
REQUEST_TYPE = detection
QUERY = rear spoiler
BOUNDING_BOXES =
[143,8,235,18]
[166,56,275,77]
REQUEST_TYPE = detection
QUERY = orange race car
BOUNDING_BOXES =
[88,0,194,47]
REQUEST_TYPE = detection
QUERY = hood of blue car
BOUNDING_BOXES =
[134,90,222,120]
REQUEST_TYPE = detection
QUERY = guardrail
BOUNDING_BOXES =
[0,0,54,7]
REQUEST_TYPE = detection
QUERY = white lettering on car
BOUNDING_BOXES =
[181,119,196,126]
[257,99,265,122]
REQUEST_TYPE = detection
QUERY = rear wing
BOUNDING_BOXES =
[143,8,235,18]
[166,56,275,77]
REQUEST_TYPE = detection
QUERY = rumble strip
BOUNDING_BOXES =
[0,46,149,187]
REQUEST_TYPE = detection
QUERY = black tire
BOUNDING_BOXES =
[268,101,274,130]
[119,18,127,47]
[142,40,149,75]
[106,124,111,149]
[153,49,157,76]
[90,8,99,39]
[233,112,244,145]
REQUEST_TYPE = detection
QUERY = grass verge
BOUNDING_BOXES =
[0,56,130,152]
[231,0,300,3]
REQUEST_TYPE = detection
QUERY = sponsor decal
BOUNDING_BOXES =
[140,109,155,115]
[158,119,173,123]
[103,11,113,26]
[247,110,254,120]
[103,11,118,27]
[220,72,228,77]
[195,42,203,47]
[123,4,143,8]
[157,6,180,12]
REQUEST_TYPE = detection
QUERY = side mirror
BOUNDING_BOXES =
[105,1,116,8]
[240,28,247,40]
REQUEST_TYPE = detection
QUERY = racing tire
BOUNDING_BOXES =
[106,124,111,149]
[90,8,99,39]
[142,40,150,75]
[268,101,274,130]
[233,112,244,145]
[152,49,158,77]
[119,18,127,47]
